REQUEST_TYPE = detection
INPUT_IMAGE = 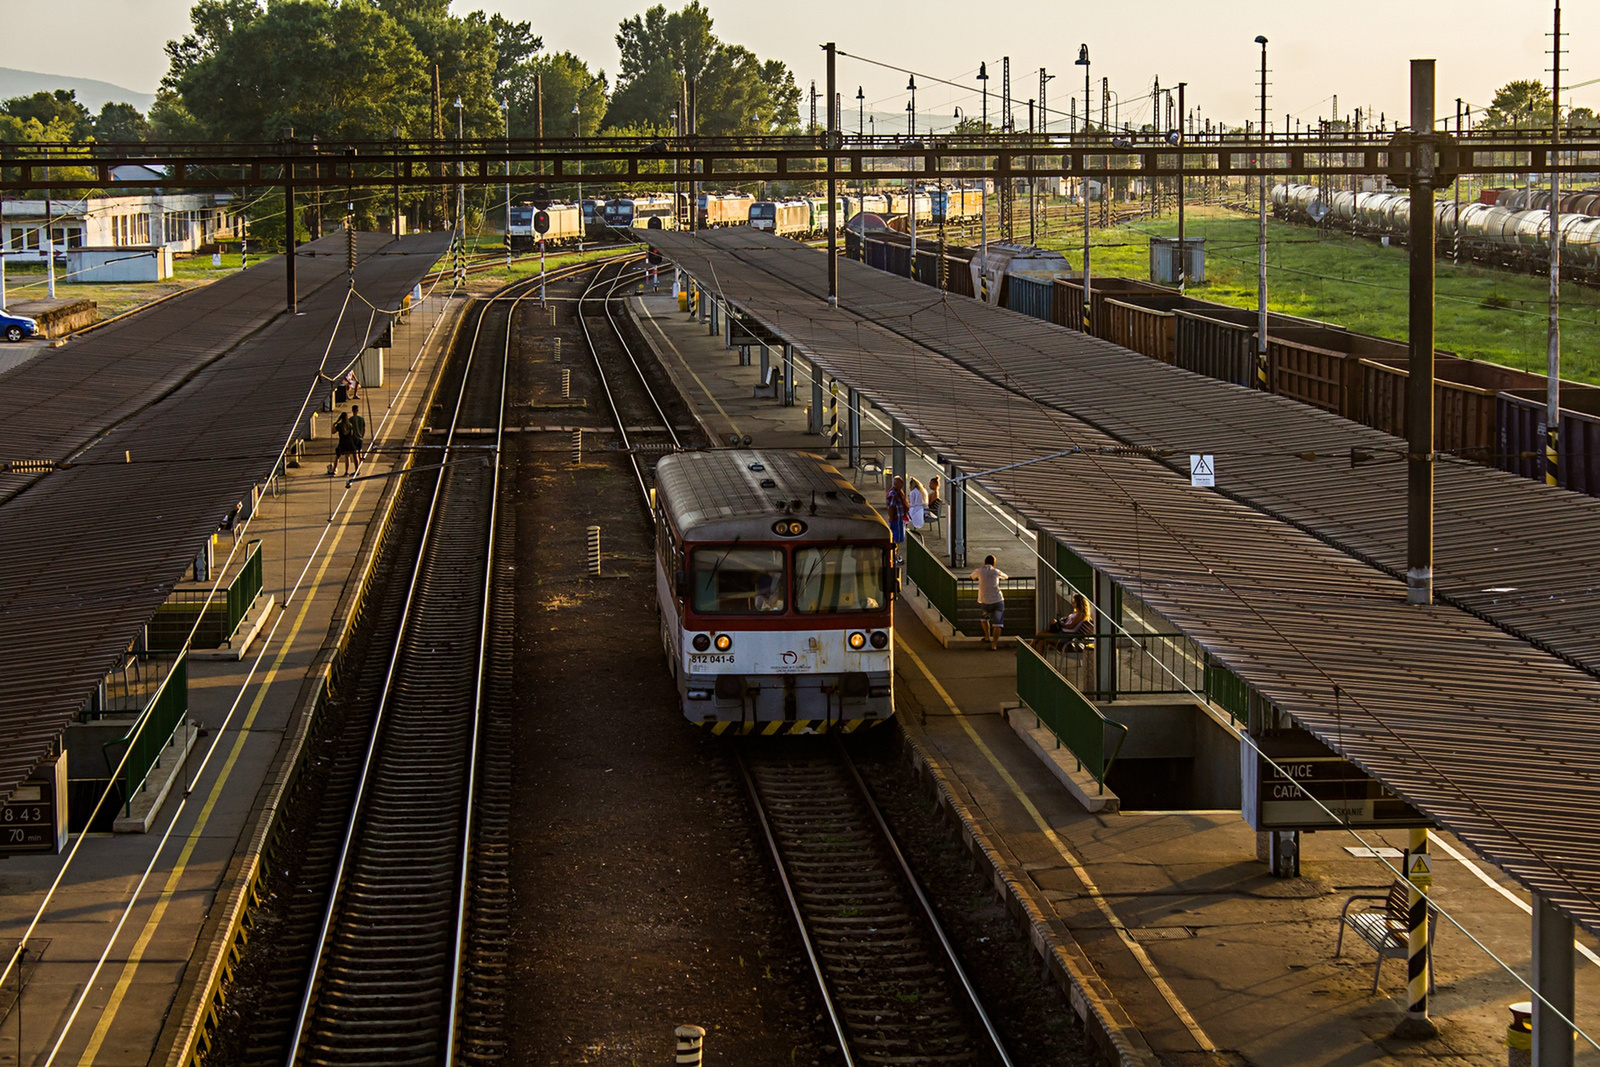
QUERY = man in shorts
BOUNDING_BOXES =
[884,476,909,562]
[970,554,1008,649]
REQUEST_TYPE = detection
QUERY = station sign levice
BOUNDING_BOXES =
[1242,729,1432,832]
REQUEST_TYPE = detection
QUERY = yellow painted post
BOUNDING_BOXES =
[1397,826,1437,1038]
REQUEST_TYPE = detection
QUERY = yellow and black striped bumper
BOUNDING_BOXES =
[704,718,890,736]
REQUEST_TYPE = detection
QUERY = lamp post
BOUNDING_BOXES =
[454,96,464,238]
[670,108,680,226]
[906,75,917,276]
[1255,35,1269,390]
[573,101,583,251]
[978,62,989,268]
[1076,44,1091,331]
[856,88,866,261]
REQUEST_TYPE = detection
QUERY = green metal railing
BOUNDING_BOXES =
[1016,643,1127,794]
[107,651,188,817]
[148,540,263,651]
[906,532,958,622]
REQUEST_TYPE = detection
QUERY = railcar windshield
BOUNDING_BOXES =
[691,546,787,614]
[795,545,887,614]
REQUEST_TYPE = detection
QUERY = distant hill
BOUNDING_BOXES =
[0,67,155,113]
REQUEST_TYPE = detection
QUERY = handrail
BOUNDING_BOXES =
[1016,642,1125,794]
[101,651,188,817]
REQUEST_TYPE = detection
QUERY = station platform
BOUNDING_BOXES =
[0,285,468,1067]
[631,287,1600,1066]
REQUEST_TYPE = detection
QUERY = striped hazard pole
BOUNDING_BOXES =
[825,377,838,457]
[1397,826,1438,1039]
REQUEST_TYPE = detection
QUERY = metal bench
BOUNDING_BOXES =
[854,451,885,486]
[1336,878,1438,993]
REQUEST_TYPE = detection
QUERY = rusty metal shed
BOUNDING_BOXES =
[0,231,450,803]
[654,228,1600,941]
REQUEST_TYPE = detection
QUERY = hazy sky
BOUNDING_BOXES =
[34,0,1600,133]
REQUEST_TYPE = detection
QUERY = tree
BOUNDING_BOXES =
[512,52,608,138]
[168,0,430,141]
[1,90,93,139]
[376,1,500,135]
[1482,80,1553,129]
[488,13,542,98]
[605,3,798,135]
[93,102,151,142]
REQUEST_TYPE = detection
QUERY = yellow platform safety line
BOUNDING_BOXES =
[75,481,373,1067]
[895,634,1220,1055]
[635,299,743,437]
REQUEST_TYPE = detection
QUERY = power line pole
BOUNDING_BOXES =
[1255,39,1269,390]
[1547,0,1563,488]
[826,42,838,307]
[1001,56,1012,241]
[1406,58,1437,610]
[1177,81,1187,293]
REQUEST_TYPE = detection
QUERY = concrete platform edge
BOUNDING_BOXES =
[153,296,469,1067]
[999,701,1121,814]
[893,721,1159,1067]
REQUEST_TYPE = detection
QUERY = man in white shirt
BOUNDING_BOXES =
[969,554,1007,649]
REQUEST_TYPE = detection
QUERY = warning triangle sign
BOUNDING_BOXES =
[1190,454,1215,488]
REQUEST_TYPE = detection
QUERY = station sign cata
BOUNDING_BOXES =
[0,751,68,855]
[1242,729,1432,832]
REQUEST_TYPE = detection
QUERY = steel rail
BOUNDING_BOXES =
[837,740,1016,1067]
[731,747,856,1067]
[734,741,1015,1067]
[573,253,656,505]
[601,261,684,452]
[441,250,516,1066]
[282,271,535,1065]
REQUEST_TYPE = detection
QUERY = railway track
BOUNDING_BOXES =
[575,253,702,500]
[737,740,1015,1067]
[568,254,1012,1063]
[280,276,512,1064]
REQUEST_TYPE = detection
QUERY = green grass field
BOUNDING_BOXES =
[1036,206,1600,384]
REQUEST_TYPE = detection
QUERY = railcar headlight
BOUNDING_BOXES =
[869,630,889,649]
[847,631,867,650]
[714,634,733,652]
[692,634,711,652]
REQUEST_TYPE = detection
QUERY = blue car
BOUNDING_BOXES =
[0,309,38,342]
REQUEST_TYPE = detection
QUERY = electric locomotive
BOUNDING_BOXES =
[653,450,894,734]
[506,202,582,250]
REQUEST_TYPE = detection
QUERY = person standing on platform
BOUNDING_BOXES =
[348,404,367,469]
[332,410,354,476]
[907,477,926,530]
[885,476,909,562]
[970,554,1008,650]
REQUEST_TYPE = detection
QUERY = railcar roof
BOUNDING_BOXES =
[656,450,887,538]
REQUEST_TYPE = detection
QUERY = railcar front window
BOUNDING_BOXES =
[795,546,886,613]
[691,547,787,614]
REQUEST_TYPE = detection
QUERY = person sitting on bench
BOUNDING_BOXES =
[1034,593,1094,652]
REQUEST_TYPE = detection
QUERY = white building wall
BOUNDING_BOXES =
[0,192,234,262]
